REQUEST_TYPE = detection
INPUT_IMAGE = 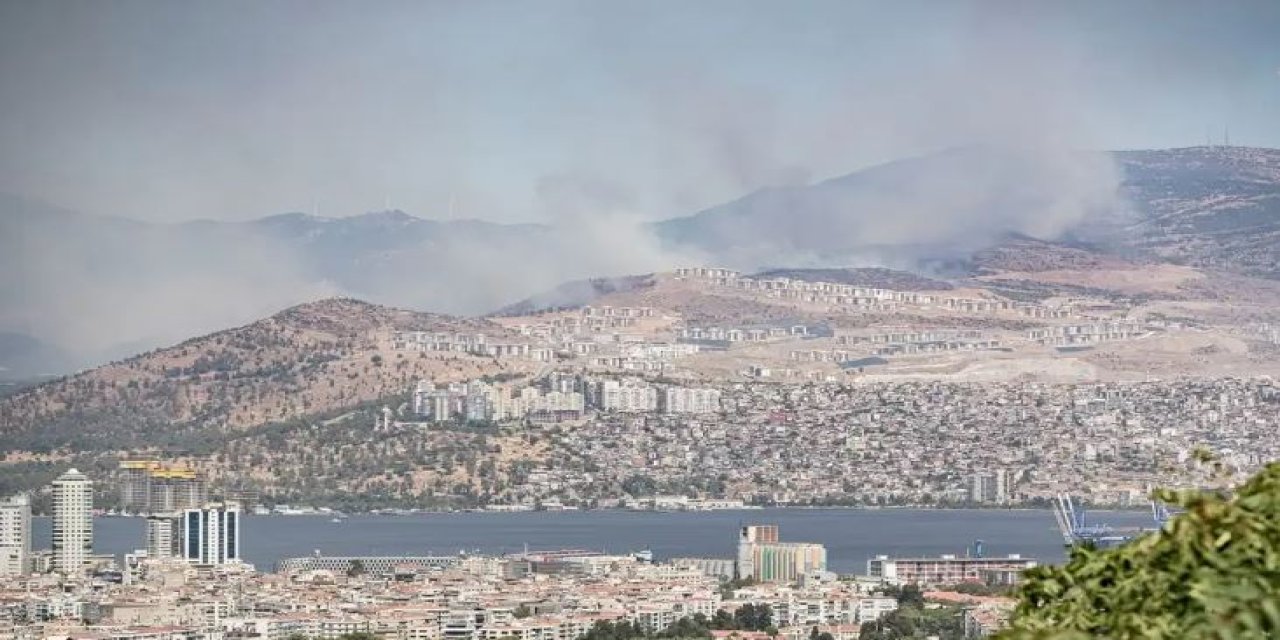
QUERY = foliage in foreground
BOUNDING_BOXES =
[858,604,964,640]
[857,585,962,640]
[578,606,777,640]
[1000,462,1280,639]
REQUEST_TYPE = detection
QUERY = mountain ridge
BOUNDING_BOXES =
[4,145,1279,375]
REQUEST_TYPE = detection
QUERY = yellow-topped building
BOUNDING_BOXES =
[118,460,206,514]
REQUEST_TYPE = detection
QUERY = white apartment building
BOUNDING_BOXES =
[52,468,93,575]
[660,387,722,414]
[595,380,658,412]
[413,379,587,423]
[0,493,30,575]
[146,514,181,559]
[969,470,1010,504]
[520,388,586,416]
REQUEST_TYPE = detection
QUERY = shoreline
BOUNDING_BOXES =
[77,503,1154,518]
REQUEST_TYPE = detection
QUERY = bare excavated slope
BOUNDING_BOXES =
[0,298,523,453]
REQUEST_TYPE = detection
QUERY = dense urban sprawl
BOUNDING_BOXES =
[381,377,1280,509]
[1,480,1023,640]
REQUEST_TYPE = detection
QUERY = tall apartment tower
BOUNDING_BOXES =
[145,514,181,559]
[182,502,241,565]
[52,469,93,574]
[0,494,31,576]
[968,474,985,503]
[994,470,1009,504]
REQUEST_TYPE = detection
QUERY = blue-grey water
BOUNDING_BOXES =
[32,509,1157,573]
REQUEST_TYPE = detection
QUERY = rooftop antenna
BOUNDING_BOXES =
[1224,125,1230,147]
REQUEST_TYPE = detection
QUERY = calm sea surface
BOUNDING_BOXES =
[32,509,1156,574]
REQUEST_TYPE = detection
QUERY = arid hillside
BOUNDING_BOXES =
[0,298,526,453]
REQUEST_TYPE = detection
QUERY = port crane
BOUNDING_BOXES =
[1150,498,1178,527]
[1052,493,1176,548]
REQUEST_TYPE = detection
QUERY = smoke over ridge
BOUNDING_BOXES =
[0,1,1199,371]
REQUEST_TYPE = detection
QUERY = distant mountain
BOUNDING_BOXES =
[653,145,1123,269]
[654,146,1280,277]
[239,209,548,295]
[1114,147,1280,277]
[0,331,73,380]
[0,195,547,373]
[5,145,1279,375]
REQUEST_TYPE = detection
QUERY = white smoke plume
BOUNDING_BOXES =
[0,1,1166,371]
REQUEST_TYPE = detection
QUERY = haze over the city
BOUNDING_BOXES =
[1,0,1279,371]
[2,0,1278,223]
[5,5,1280,636]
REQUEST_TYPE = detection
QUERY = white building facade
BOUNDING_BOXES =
[146,514,181,559]
[660,387,722,414]
[52,468,93,574]
[0,493,31,576]
[183,502,242,565]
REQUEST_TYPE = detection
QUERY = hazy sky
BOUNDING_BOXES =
[1,0,1278,223]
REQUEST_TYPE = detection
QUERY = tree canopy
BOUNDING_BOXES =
[859,596,963,640]
[346,559,366,577]
[1000,461,1280,639]
[577,606,775,640]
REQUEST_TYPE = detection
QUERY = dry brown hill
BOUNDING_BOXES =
[971,236,1132,273]
[0,298,525,453]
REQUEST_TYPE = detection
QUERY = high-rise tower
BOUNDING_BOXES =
[52,469,93,574]
[145,514,181,559]
[0,494,30,576]
[182,502,241,565]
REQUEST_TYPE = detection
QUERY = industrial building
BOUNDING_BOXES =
[866,554,1037,585]
[275,555,459,575]
[736,524,827,583]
